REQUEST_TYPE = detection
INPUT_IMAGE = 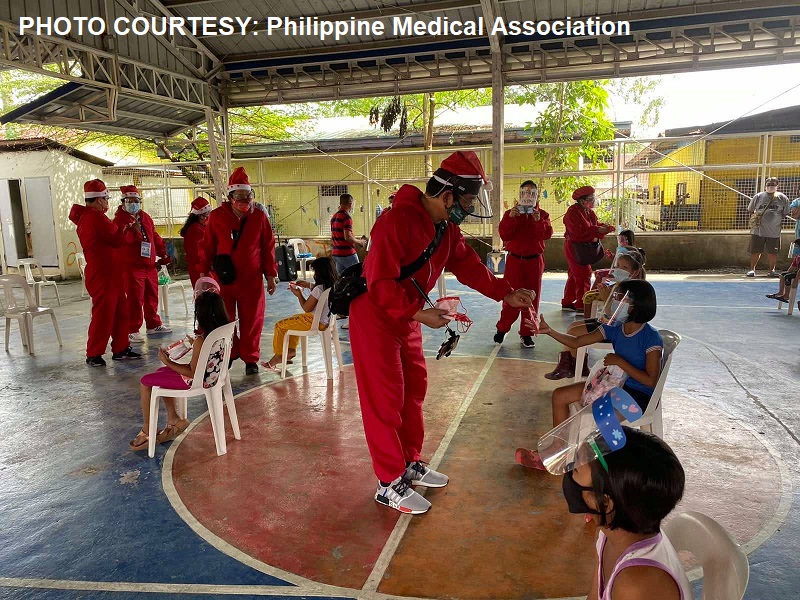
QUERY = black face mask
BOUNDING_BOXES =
[562,471,603,515]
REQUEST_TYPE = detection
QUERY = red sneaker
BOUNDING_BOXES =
[515,448,547,470]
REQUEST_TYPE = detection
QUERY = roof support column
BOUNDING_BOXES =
[205,107,229,203]
[490,50,504,250]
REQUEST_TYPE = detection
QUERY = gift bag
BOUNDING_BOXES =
[580,359,628,407]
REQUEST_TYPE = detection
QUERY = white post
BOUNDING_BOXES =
[491,50,504,251]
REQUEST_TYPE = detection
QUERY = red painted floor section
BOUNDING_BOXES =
[170,357,784,598]
[171,359,487,589]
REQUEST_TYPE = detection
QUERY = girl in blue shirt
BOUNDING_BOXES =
[517,280,663,470]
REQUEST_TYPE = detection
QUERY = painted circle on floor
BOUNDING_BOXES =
[164,358,790,599]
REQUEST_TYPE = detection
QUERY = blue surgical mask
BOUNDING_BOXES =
[125,202,141,214]
[610,268,631,282]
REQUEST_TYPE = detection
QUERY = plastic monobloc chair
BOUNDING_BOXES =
[777,280,798,315]
[0,274,62,355]
[159,280,190,318]
[663,511,749,600]
[280,288,342,380]
[18,258,61,306]
[76,253,88,297]
[147,321,239,458]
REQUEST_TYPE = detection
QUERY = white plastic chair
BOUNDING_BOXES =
[76,253,88,298]
[147,321,239,458]
[280,288,343,380]
[570,330,681,439]
[18,258,61,306]
[0,274,63,355]
[573,342,614,383]
[663,511,749,600]
[287,238,310,257]
[776,279,798,315]
[159,280,190,318]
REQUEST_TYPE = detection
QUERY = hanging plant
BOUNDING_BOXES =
[380,96,402,133]
[399,104,408,137]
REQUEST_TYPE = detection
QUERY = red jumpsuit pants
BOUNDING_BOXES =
[562,241,593,310]
[85,266,129,356]
[350,293,428,483]
[125,267,163,332]
[496,254,544,336]
[221,273,266,363]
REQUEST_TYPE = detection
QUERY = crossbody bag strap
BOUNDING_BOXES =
[231,216,248,252]
[758,195,776,216]
[398,221,448,280]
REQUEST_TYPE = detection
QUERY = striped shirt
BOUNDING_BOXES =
[331,209,356,257]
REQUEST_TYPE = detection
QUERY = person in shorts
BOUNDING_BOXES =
[747,177,789,277]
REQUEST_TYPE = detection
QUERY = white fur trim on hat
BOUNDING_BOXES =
[84,191,108,198]
[191,204,212,215]
[227,184,252,192]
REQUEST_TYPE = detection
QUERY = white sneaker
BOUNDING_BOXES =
[374,477,431,514]
[147,325,172,335]
[746,270,756,277]
[128,332,145,344]
[404,461,449,488]
[340,322,349,330]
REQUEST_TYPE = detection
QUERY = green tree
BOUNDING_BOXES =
[320,89,493,175]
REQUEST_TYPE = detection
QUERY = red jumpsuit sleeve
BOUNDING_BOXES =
[365,215,421,321]
[497,210,519,242]
[102,213,129,247]
[564,206,606,241]
[202,214,218,274]
[445,229,512,301]
[537,209,554,241]
[261,215,278,278]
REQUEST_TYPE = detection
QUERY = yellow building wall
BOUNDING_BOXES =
[648,143,704,229]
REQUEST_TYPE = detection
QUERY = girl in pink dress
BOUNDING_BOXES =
[129,277,230,451]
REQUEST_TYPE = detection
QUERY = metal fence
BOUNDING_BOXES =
[102,130,800,239]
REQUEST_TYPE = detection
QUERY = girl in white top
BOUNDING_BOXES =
[562,427,693,600]
[261,256,337,370]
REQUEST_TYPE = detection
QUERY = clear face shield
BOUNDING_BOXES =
[537,387,644,475]
[446,175,493,224]
[600,290,632,325]
[518,187,539,214]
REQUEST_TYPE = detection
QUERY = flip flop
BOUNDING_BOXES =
[156,419,190,444]
[129,430,149,451]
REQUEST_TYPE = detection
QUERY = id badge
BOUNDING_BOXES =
[140,241,152,258]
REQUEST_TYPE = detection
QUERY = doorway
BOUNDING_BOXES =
[0,179,29,269]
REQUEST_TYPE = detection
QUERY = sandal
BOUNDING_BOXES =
[156,419,190,444]
[129,430,149,451]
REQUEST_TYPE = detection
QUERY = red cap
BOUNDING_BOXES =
[84,179,108,199]
[440,151,493,191]
[120,185,141,199]
[190,196,211,215]
[572,186,595,200]
[227,167,251,193]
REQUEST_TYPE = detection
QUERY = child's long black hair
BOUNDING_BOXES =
[311,256,338,290]
[194,291,230,335]
[180,213,204,237]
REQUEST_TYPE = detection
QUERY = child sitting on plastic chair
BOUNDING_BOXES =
[518,280,663,470]
[129,277,230,451]
[261,257,338,370]
[564,428,691,599]
[765,238,800,303]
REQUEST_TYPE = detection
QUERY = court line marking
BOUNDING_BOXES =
[2,346,790,598]
[361,345,501,593]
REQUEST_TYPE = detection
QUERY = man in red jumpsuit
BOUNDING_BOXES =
[494,180,553,348]
[69,179,141,366]
[202,167,278,375]
[113,185,172,344]
[350,151,535,515]
[561,186,615,312]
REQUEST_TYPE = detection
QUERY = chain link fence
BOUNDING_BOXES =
[102,131,800,240]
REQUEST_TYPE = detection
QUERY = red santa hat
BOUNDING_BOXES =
[190,196,211,215]
[120,185,142,199]
[227,167,252,194]
[439,151,493,192]
[84,179,108,199]
[572,185,595,200]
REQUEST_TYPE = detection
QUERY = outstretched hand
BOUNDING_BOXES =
[504,288,535,308]
[414,307,451,329]
[537,315,551,336]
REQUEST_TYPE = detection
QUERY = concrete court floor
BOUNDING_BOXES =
[0,272,798,599]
